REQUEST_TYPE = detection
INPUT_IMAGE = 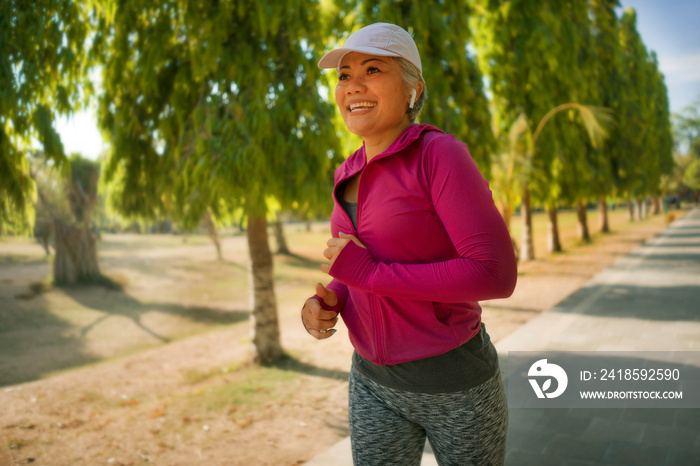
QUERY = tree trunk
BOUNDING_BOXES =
[627,200,635,221]
[651,197,661,215]
[520,184,535,262]
[203,211,223,261]
[35,218,53,255]
[274,213,291,255]
[500,203,513,235]
[53,219,101,285]
[246,215,283,365]
[546,205,562,253]
[598,198,610,233]
[635,199,643,221]
[576,199,591,243]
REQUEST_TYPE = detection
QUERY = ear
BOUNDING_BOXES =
[415,81,424,101]
[408,82,424,108]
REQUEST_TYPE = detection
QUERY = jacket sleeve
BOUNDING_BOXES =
[328,135,517,302]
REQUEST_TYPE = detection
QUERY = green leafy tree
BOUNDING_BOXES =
[553,0,604,245]
[673,96,700,157]
[472,0,594,260]
[683,159,700,190]
[93,0,340,365]
[590,0,628,232]
[331,0,495,174]
[500,104,611,242]
[645,51,674,214]
[1,0,90,234]
[618,8,673,220]
[669,97,700,197]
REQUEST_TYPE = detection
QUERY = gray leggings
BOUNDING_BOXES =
[348,366,508,466]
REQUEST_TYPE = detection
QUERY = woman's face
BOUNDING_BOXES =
[335,52,412,143]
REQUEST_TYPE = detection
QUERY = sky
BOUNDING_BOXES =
[56,1,700,160]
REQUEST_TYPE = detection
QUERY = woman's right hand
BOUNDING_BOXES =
[302,283,339,340]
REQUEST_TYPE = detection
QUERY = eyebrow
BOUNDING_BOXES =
[339,58,387,70]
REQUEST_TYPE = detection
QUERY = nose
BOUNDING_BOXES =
[345,76,366,94]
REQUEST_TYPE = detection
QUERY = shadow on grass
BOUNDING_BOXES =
[61,284,249,343]
[271,353,350,381]
[0,254,48,266]
[0,280,249,388]
[279,252,326,271]
[481,304,541,313]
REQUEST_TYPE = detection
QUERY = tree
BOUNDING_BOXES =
[673,96,700,156]
[48,155,103,284]
[669,97,700,201]
[617,8,673,219]
[472,0,595,260]
[590,0,627,232]
[93,0,340,365]
[332,0,495,174]
[683,159,700,190]
[503,104,611,248]
[1,0,90,234]
[491,114,531,234]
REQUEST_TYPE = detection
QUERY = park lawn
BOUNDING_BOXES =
[0,207,684,386]
[0,207,689,465]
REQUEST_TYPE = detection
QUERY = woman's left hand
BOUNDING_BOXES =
[320,232,366,274]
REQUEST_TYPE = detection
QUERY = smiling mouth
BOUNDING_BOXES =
[349,102,377,112]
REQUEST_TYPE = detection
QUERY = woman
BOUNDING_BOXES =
[302,23,517,465]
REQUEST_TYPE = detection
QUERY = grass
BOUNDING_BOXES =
[506,207,684,260]
[0,208,690,465]
[175,357,302,429]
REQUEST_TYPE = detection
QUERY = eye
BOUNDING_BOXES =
[338,73,349,81]
[367,67,380,75]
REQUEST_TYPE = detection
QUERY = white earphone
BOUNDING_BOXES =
[409,88,417,109]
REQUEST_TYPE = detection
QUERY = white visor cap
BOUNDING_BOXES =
[318,23,422,74]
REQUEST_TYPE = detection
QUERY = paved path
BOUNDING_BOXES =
[306,208,700,465]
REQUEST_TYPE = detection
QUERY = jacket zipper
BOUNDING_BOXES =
[335,161,384,363]
[333,173,359,235]
[353,164,385,363]
[355,163,385,364]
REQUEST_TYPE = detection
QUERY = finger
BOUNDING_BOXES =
[305,298,337,321]
[316,283,338,307]
[320,263,330,274]
[302,305,338,335]
[339,232,366,249]
[310,314,339,333]
[307,328,337,340]
[327,237,350,247]
[323,246,335,261]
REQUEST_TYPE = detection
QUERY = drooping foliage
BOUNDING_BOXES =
[92,0,341,228]
[0,0,90,233]
[91,0,341,365]
[471,0,597,258]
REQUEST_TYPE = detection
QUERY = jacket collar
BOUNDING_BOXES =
[340,124,444,180]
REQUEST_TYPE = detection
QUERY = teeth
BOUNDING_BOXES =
[349,102,376,112]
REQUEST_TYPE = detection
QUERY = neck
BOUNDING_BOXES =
[363,120,412,162]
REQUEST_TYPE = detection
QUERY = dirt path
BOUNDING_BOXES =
[0,211,685,465]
